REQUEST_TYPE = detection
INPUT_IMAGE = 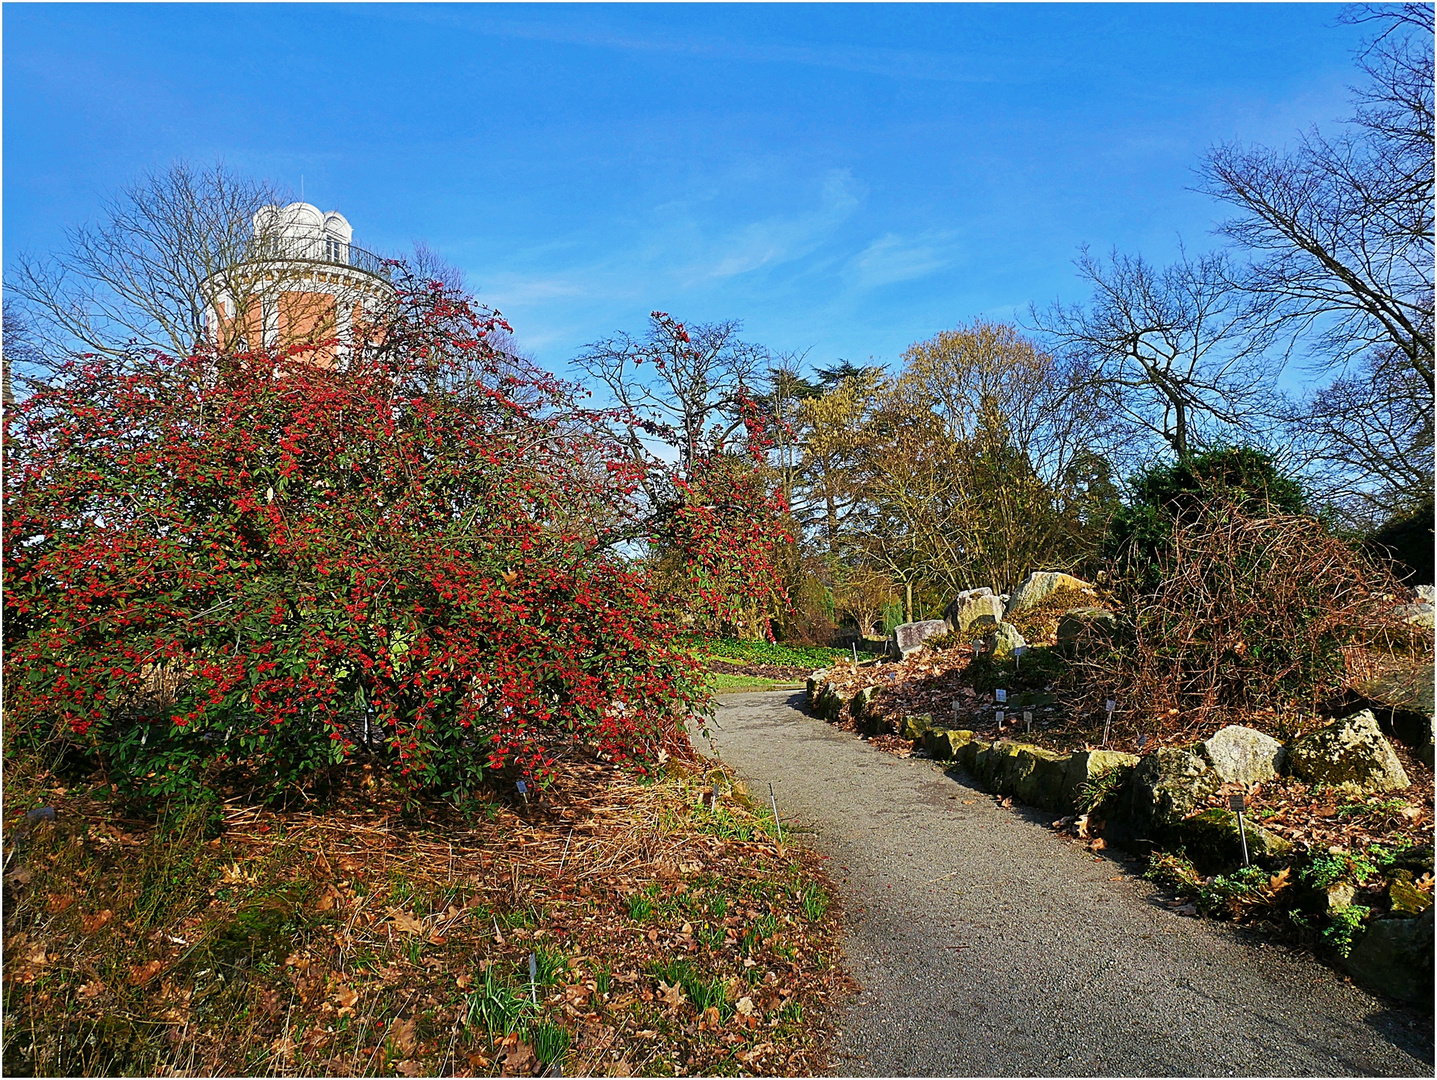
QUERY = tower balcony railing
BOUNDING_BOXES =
[246,235,394,281]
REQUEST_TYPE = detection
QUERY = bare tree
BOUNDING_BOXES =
[1031,247,1272,459]
[574,312,770,481]
[1276,347,1432,522]
[8,162,298,362]
[1199,5,1433,392]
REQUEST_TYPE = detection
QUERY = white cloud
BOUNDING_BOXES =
[848,232,954,290]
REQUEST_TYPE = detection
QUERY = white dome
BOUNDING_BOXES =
[253,202,353,243]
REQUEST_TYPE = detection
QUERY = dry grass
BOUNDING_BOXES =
[2,752,850,1077]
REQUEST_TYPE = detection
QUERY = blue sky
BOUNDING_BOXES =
[5,3,1370,377]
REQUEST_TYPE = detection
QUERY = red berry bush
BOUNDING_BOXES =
[4,281,782,803]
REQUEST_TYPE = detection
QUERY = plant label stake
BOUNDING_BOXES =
[517,780,529,807]
[529,952,538,1004]
[952,700,961,720]
[1014,645,1027,670]
[853,643,859,667]
[1231,792,1250,866]
[1024,710,1033,734]
[1103,699,1116,747]
[995,710,1004,729]
[995,688,1007,704]
[768,782,783,843]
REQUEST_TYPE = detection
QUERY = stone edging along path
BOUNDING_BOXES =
[804,668,1435,1009]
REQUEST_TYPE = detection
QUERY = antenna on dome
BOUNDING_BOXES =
[300,175,304,202]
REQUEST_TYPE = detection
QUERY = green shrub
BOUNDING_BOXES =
[1322,905,1371,957]
[1106,447,1305,575]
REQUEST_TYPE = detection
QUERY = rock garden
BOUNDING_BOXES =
[805,554,1435,1008]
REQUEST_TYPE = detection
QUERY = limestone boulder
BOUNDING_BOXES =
[1011,745,1072,812]
[899,712,935,742]
[1198,725,1287,786]
[1004,571,1095,618]
[1131,746,1220,837]
[943,588,1007,634]
[890,619,949,658]
[849,686,877,722]
[1178,808,1292,874]
[982,621,1028,660]
[1287,711,1409,794]
[1061,750,1140,814]
[1341,906,1434,1007]
[1398,600,1435,629]
[1388,872,1434,917]
[805,669,830,711]
[1055,608,1121,659]
[924,728,976,764]
[1357,662,1434,768]
[815,681,846,722]
[971,740,1024,795]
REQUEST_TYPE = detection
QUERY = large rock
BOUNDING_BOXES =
[1287,711,1410,794]
[1004,571,1095,618]
[924,728,976,763]
[943,588,1007,634]
[849,686,878,723]
[1178,808,1292,874]
[812,680,845,722]
[971,740,1025,794]
[899,712,936,742]
[1341,906,1434,1007]
[1011,745,1072,811]
[1398,600,1435,629]
[890,619,949,658]
[1131,746,1220,838]
[1062,750,1140,814]
[982,621,1028,660]
[1199,725,1287,786]
[1055,607,1120,658]
[805,669,830,711]
[1357,662,1434,769]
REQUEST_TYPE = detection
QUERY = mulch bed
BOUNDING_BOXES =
[708,660,811,681]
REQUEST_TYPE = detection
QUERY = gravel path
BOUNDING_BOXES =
[695,690,1433,1077]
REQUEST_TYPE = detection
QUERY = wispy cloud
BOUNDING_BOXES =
[847,232,955,290]
[375,9,1013,86]
[682,170,860,283]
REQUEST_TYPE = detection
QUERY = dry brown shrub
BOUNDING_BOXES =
[1063,512,1428,742]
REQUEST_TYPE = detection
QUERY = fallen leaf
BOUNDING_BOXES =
[390,1016,417,1054]
[128,959,162,986]
[387,908,425,935]
[736,995,756,1016]
[396,1061,427,1077]
[81,909,114,934]
[334,985,359,1009]
[456,974,473,989]
[699,1005,722,1031]
[1268,867,1292,893]
[495,1032,536,1076]
[46,893,76,914]
[78,981,108,1000]
[657,979,686,1008]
